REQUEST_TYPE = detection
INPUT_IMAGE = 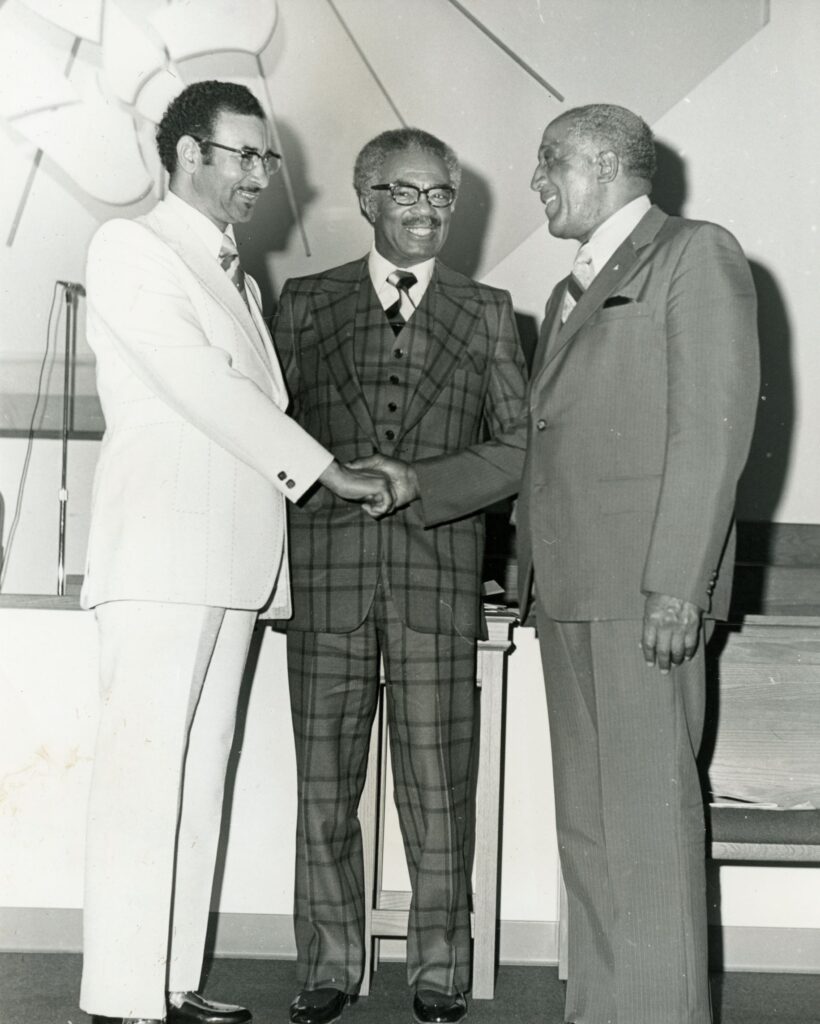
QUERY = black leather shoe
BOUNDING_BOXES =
[412,990,467,1024]
[91,1017,162,1023]
[289,987,352,1024]
[167,991,252,1024]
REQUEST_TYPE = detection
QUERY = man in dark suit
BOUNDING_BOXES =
[273,127,528,1024]
[413,104,760,1024]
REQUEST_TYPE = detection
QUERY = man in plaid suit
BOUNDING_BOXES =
[273,127,528,1024]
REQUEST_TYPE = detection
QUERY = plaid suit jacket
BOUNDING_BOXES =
[273,256,528,639]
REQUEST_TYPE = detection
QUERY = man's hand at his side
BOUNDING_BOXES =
[641,592,703,674]
[346,454,419,510]
[319,461,395,518]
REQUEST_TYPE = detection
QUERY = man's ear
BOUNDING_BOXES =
[597,149,619,184]
[177,135,201,174]
[358,192,376,224]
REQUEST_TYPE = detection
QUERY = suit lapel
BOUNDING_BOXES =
[398,262,481,439]
[532,206,668,391]
[310,260,380,446]
[144,202,275,381]
[528,286,563,405]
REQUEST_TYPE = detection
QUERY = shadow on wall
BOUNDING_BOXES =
[440,163,492,280]
[652,138,794,523]
[651,138,688,217]
[735,261,794,522]
[235,118,319,315]
[441,161,544,366]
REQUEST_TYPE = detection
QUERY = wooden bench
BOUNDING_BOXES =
[711,522,820,859]
[731,521,820,617]
[704,614,820,863]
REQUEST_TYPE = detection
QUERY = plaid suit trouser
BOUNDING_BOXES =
[288,574,477,995]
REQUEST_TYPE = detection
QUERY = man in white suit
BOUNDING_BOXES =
[79,81,392,1024]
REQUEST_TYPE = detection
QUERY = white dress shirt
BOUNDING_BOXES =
[581,194,651,282]
[368,245,435,318]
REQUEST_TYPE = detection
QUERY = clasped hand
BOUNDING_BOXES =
[318,461,396,518]
[345,454,419,509]
[641,592,703,674]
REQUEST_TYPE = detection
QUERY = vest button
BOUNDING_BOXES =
[536,419,547,431]
[393,348,404,359]
[388,402,398,412]
[389,375,400,385]
[385,429,395,440]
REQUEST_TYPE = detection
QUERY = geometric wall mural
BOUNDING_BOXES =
[1,0,278,244]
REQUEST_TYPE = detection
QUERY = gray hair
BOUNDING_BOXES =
[556,104,656,183]
[354,127,461,218]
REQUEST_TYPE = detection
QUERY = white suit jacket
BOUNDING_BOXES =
[81,198,332,616]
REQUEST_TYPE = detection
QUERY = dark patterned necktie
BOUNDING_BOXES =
[384,270,418,335]
[219,233,249,308]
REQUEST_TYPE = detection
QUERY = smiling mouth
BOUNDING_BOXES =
[542,194,559,215]
[404,221,439,237]
[237,188,260,202]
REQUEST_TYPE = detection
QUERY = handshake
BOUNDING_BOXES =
[319,454,417,518]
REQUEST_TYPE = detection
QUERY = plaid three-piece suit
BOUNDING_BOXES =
[273,257,528,995]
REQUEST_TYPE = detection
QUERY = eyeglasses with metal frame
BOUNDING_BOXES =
[370,182,456,208]
[192,136,282,175]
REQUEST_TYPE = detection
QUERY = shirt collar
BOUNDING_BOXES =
[165,190,235,259]
[368,245,436,306]
[583,194,651,277]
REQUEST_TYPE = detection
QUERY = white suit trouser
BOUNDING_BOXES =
[80,601,255,1020]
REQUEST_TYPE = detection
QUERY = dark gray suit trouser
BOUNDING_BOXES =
[536,604,712,1024]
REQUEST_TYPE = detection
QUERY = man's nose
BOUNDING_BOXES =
[530,164,546,191]
[248,157,270,188]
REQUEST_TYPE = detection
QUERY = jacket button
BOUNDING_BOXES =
[536,419,547,431]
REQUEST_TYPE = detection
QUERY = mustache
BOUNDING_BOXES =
[402,215,441,228]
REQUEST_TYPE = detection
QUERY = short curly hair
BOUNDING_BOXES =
[156,80,266,174]
[556,104,656,183]
[354,127,461,219]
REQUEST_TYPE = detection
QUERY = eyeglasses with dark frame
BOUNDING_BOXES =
[370,182,456,208]
[192,136,282,175]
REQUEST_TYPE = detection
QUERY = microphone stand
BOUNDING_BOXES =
[57,284,81,595]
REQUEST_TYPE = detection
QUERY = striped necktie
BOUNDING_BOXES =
[218,233,249,308]
[384,270,418,335]
[560,244,594,322]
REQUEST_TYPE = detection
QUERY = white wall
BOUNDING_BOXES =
[0,439,97,594]
[653,0,820,525]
